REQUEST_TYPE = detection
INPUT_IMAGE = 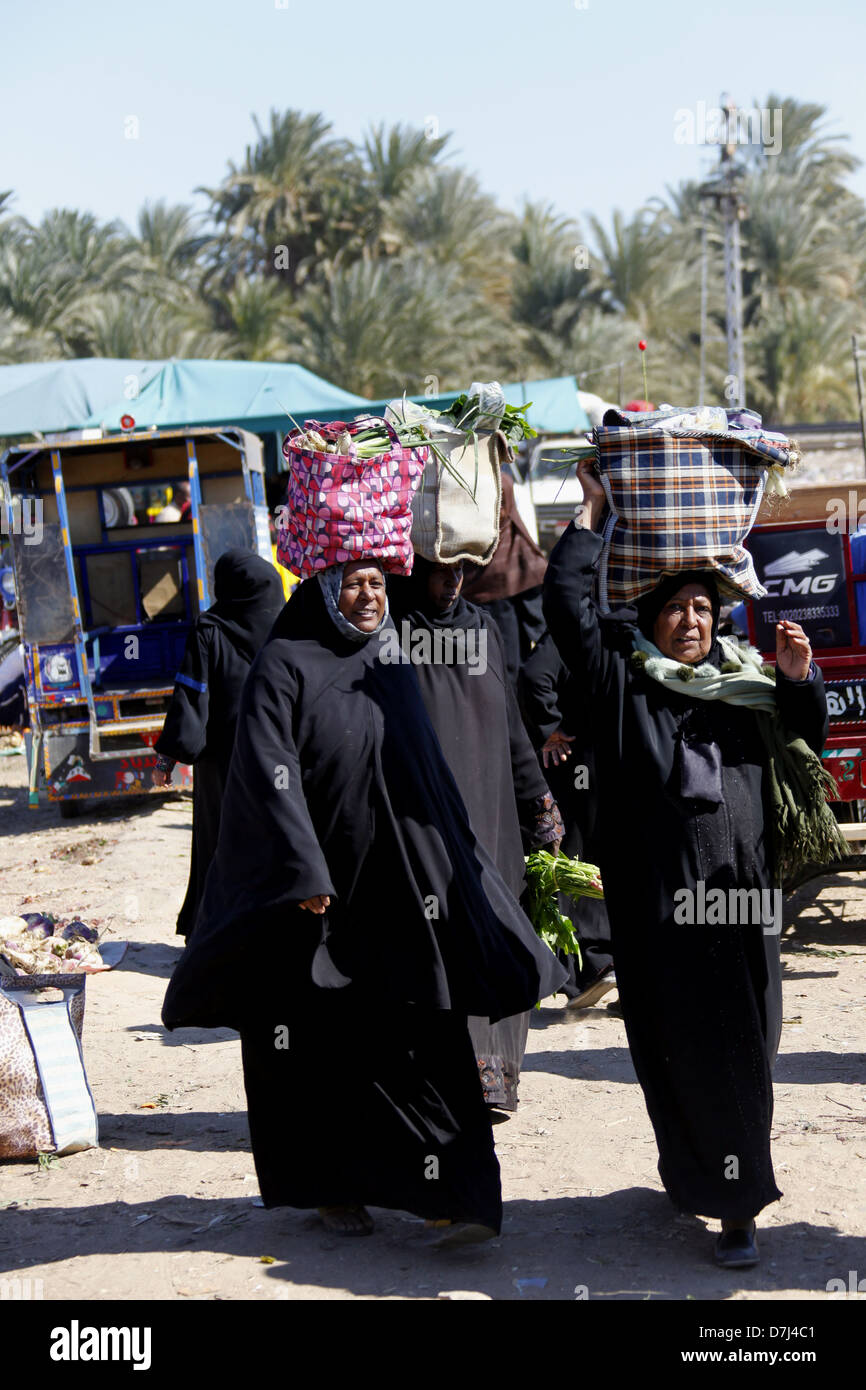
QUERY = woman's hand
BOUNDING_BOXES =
[776,620,812,682]
[575,458,606,532]
[299,895,331,914]
[542,730,576,768]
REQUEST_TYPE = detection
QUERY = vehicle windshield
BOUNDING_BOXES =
[530,443,593,480]
[101,481,191,527]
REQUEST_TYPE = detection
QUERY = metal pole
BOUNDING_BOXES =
[698,210,708,406]
[853,333,866,473]
[720,98,746,409]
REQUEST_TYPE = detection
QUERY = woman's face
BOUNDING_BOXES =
[653,583,714,663]
[426,562,464,614]
[339,562,386,631]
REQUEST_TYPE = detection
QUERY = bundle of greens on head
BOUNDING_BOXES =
[438,383,537,451]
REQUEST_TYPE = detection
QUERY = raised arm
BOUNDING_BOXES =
[542,459,612,696]
[773,619,829,755]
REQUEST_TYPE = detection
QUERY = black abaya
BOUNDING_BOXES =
[469,587,546,688]
[163,576,565,1225]
[518,631,614,993]
[388,572,562,1108]
[154,550,284,936]
[543,523,828,1219]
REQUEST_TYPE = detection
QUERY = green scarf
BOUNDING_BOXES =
[630,633,847,882]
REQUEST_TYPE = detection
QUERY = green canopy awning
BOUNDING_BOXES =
[0,358,165,437]
[369,375,591,436]
[84,358,369,433]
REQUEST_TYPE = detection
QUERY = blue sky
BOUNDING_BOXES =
[3,0,866,235]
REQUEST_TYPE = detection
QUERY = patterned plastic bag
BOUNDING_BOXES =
[276,416,428,579]
[0,974,97,1159]
[594,414,796,609]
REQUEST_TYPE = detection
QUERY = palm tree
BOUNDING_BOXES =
[748,295,860,422]
[0,307,58,363]
[0,210,141,355]
[285,254,501,398]
[511,202,591,330]
[135,201,212,286]
[62,293,231,359]
[747,95,859,191]
[362,122,450,202]
[385,166,515,308]
[201,109,363,286]
[215,276,292,360]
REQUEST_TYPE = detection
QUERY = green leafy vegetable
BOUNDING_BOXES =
[439,392,537,448]
[524,850,604,959]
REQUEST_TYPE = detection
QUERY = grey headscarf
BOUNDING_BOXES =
[316,562,389,645]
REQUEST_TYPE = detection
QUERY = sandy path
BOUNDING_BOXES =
[1,757,864,1302]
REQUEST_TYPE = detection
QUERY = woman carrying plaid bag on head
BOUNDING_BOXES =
[543,457,842,1270]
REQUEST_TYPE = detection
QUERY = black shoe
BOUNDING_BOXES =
[714,1221,759,1268]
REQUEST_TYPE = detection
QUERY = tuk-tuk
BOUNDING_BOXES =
[0,425,276,815]
[744,481,866,840]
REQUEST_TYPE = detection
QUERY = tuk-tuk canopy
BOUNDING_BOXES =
[0,358,165,436]
[0,358,368,439]
[84,359,369,434]
[0,357,591,440]
[87,363,591,437]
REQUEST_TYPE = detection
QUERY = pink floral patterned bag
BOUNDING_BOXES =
[276,416,428,578]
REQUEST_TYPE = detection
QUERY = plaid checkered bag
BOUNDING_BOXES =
[277,416,428,579]
[594,417,795,610]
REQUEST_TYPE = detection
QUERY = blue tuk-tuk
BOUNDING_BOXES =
[0,425,276,814]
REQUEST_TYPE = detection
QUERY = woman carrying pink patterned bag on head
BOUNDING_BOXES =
[276,416,428,580]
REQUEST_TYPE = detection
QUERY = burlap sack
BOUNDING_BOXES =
[411,430,506,566]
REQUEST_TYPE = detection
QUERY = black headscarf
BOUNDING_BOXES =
[200,550,285,662]
[389,556,483,634]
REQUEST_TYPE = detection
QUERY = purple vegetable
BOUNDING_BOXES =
[61,920,98,943]
[21,913,54,937]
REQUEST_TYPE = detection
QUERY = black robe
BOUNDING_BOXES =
[519,631,613,992]
[154,550,284,937]
[543,524,829,1219]
[470,587,546,688]
[163,577,565,1226]
[388,576,559,1108]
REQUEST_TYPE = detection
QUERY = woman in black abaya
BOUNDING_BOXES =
[543,460,836,1268]
[153,549,284,937]
[519,632,615,1008]
[461,474,547,686]
[163,558,565,1243]
[389,557,564,1112]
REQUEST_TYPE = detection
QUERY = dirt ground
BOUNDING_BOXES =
[1,754,865,1303]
